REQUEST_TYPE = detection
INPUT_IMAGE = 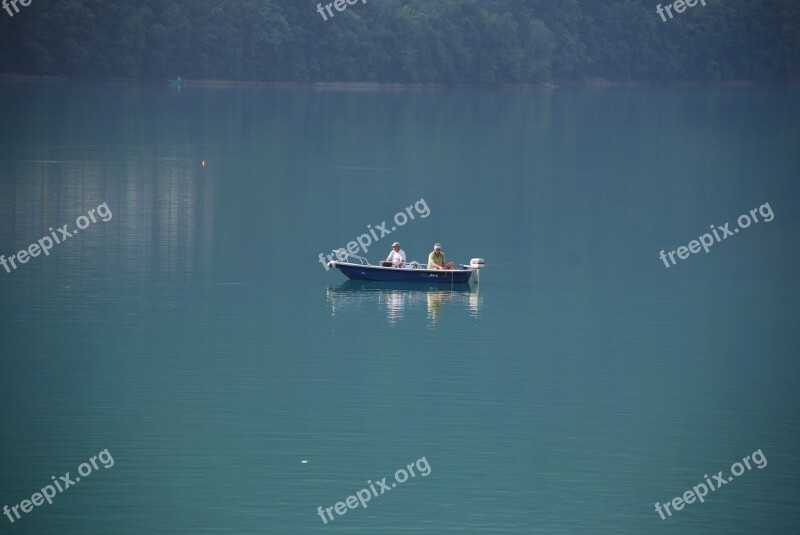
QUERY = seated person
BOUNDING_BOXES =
[427,243,455,270]
[382,242,406,267]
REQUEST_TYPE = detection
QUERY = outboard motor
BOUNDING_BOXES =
[469,258,485,283]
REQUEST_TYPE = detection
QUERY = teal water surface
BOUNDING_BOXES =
[1,82,799,534]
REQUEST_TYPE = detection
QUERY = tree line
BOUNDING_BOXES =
[0,0,797,83]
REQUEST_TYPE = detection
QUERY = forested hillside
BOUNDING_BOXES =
[0,0,797,83]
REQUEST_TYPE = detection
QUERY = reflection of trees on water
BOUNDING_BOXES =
[326,282,482,328]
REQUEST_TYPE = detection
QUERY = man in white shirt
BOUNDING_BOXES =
[385,242,406,267]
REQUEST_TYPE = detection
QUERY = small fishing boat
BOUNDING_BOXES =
[327,250,485,285]
[167,77,186,88]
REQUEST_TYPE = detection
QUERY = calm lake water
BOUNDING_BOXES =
[1,82,799,534]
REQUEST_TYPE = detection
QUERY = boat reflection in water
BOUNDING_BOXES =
[326,280,482,327]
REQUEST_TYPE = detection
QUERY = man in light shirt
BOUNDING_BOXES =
[384,242,406,268]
